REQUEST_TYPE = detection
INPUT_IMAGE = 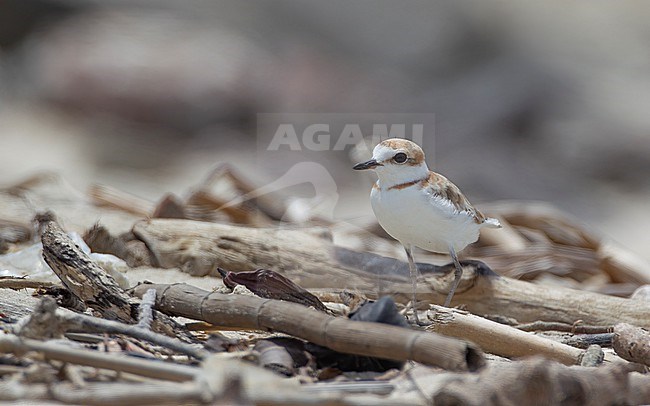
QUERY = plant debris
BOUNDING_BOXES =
[0,172,649,405]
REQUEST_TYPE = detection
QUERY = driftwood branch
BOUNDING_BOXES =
[131,219,650,328]
[133,283,485,372]
[40,220,194,342]
[434,269,650,328]
[41,220,134,322]
[132,219,343,279]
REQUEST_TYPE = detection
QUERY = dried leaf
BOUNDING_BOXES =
[218,268,328,312]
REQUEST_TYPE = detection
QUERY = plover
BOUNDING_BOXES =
[354,138,500,323]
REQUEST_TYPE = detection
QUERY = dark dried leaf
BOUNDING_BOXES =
[218,268,328,312]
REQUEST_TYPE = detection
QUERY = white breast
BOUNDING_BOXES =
[370,183,482,253]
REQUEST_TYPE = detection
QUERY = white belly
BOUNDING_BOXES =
[370,185,481,253]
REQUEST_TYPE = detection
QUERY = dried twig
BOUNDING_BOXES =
[562,333,614,349]
[0,334,198,381]
[133,283,486,372]
[15,297,209,360]
[16,297,204,359]
[0,279,57,290]
[516,321,612,334]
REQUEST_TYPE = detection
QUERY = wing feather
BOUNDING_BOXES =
[422,172,499,227]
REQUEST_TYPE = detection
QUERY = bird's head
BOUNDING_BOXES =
[353,138,429,185]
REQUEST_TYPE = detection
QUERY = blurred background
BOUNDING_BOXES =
[0,0,649,259]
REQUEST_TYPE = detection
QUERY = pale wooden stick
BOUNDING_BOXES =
[427,306,585,365]
[0,334,198,381]
[133,283,486,372]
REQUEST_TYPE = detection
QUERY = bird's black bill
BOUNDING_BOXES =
[353,159,381,170]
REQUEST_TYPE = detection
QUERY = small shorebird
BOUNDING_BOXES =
[354,138,500,324]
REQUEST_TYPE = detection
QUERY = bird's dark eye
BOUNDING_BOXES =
[393,152,408,163]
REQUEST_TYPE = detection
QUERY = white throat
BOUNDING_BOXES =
[374,162,429,189]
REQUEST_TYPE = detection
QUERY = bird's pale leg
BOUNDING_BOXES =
[444,245,463,307]
[403,244,421,325]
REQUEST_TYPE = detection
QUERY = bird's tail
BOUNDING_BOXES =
[483,217,502,228]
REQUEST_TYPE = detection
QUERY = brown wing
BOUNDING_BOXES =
[423,172,487,224]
